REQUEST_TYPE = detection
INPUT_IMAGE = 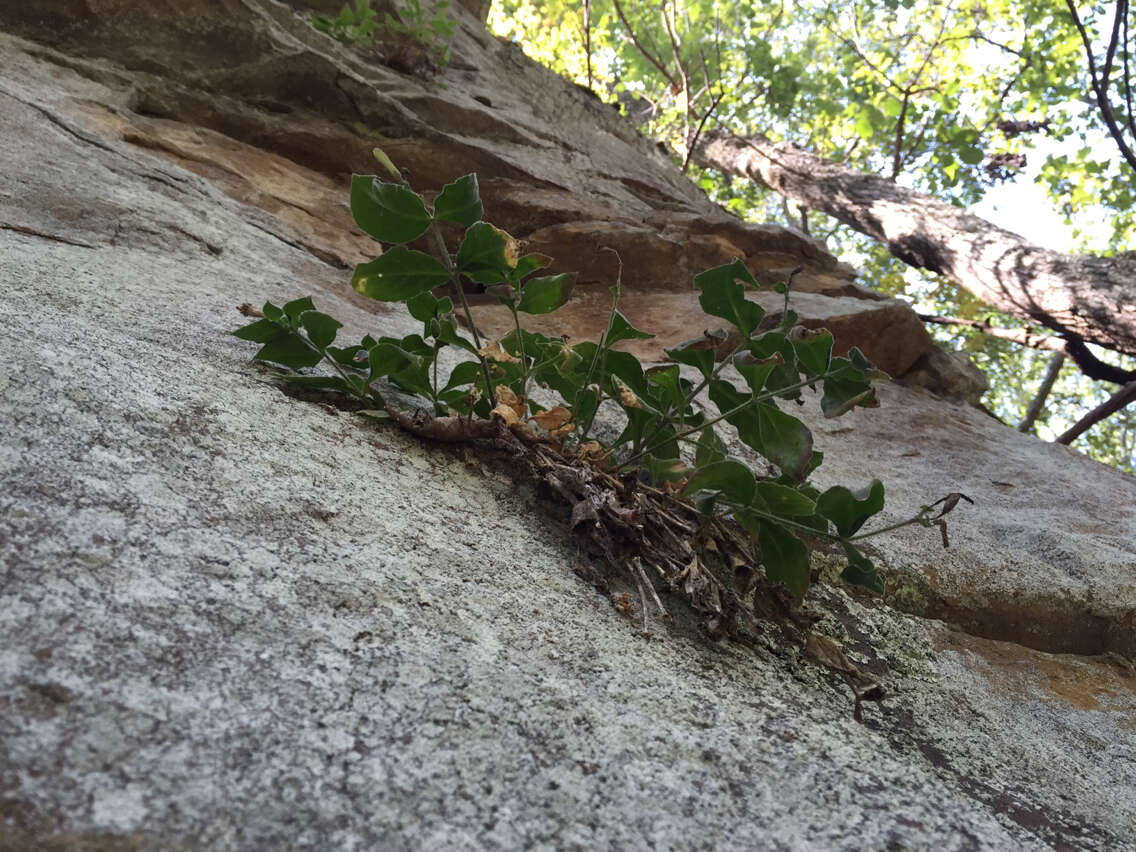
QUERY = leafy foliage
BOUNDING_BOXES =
[235,158,966,614]
[383,0,457,65]
[312,0,456,65]
[312,0,378,46]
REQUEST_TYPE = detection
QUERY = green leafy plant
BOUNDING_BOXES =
[312,0,456,66]
[383,0,457,66]
[311,0,378,47]
[233,150,967,658]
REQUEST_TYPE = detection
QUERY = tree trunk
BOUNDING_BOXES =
[693,132,1136,360]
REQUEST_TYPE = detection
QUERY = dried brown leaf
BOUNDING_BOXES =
[612,375,640,409]
[529,405,573,433]
[479,340,521,363]
[494,385,527,418]
[491,403,520,426]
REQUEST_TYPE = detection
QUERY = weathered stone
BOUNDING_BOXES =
[783,380,1136,657]
[1,5,1134,850]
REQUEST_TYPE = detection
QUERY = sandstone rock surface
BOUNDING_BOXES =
[1,3,1134,850]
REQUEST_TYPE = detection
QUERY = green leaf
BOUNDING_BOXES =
[455,222,514,284]
[512,252,552,281]
[326,344,368,368]
[255,333,322,369]
[734,354,779,395]
[692,492,717,516]
[755,481,817,516]
[350,175,431,243]
[708,378,750,421]
[367,342,416,377]
[792,329,833,378]
[433,174,482,227]
[958,145,984,165]
[694,259,764,336]
[882,95,903,117]
[234,318,285,343]
[753,518,811,600]
[390,362,434,398]
[435,318,479,354]
[709,380,807,476]
[646,364,685,410]
[611,405,657,450]
[282,297,315,323]
[683,459,757,505]
[606,310,655,345]
[817,480,886,537]
[392,333,435,357]
[517,273,575,314]
[586,347,651,399]
[855,105,886,139]
[571,386,601,431]
[262,301,284,323]
[695,426,727,468]
[665,341,716,377]
[746,332,799,397]
[756,402,814,482]
[821,356,877,417]
[442,360,481,391]
[803,450,824,478]
[351,246,450,301]
[300,311,342,348]
[502,328,571,372]
[406,291,440,322]
[841,542,885,593]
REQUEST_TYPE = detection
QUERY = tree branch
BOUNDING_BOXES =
[1018,352,1066,432]
[1066,0,1136,174]
[918,314,1068,351]
[1056,378,1136,444]
[918,315,1136,384]
[610,0,676,90]
[692,130,1136,360]
[584,0,592,90]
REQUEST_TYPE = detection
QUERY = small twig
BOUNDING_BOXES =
[630,557,652,635]
[634,556,670,619]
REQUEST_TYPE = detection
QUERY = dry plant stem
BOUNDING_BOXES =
[631,558,652,635]
[640,560,668,618]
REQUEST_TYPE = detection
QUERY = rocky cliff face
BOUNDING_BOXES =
[1,2,1134,849]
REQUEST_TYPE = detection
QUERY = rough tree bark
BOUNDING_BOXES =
[693,131,1136,360]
